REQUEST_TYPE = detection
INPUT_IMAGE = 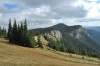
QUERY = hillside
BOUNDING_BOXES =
[30,23,100,57]
[0,38,100,66]
[87,29,100,44]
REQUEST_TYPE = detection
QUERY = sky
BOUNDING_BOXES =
[0,0,100,29]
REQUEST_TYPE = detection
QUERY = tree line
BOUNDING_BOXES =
[7,19,36,47]
[0,27,6,38]
[47,37,100,58]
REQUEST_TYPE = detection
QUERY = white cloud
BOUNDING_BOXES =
[0,0,100,29]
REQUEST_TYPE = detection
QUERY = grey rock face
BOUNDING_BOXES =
[45,30,62,41]
[69,27,89,39]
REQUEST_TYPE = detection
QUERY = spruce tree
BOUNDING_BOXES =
[7,18,12,42]
[24,19,28,34]
[17,24,21,44]
[20,22,24,45]
[7,18,36,48]
[23,19,28,46]
[11,19,18,44]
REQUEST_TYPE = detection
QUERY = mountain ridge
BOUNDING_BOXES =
[30,23,100,57]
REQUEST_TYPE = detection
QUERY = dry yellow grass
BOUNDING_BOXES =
[34,35,48,45]
[54,50,100,63]
[0,38,100,66]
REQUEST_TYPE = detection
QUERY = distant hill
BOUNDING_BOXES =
[86,26,100,32]
[30,23,100,57]
[87,29,100,44]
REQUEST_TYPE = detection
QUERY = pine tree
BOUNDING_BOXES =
[11,19,18,44]
[19,22,24,45]
[17,24,21,44]
[24,19,28,35]
[23,19,28,46]
[7,18,36,48]
[7,18,12,41]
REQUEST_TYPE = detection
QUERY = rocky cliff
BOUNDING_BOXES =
[45,30,62,41]
[68,26,89,39]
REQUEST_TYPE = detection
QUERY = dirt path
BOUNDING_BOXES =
[26,48,100,65]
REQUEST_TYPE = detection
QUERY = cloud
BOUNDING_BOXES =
[28,19,55,29]
[0,0,100,29]
[0,5,6,13]
[52,5,88,18]
[75,17,100,22]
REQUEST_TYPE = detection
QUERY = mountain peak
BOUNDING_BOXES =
[52,23,68,29]
[73,25,82,28]
[55,23,67,26]
[31,23,100,57]
[53,23,82,29]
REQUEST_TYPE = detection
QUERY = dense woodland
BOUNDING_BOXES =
[47,38,100,58]
[7,19,37,47]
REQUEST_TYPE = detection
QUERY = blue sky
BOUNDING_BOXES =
[0,0,100,29]
[3,4,17,9]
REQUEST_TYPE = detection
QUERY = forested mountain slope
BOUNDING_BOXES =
[30,23,100,57]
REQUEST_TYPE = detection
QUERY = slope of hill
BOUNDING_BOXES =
[30,23,100,57]
[0,38,100,66]
[87,29,100,44]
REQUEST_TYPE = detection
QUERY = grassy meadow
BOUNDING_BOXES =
[0,38,100,66]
